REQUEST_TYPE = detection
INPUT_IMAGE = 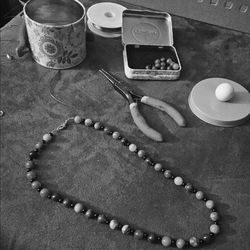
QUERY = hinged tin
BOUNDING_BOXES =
[122,9,181,80]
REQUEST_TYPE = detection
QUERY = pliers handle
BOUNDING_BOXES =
[128,93,186,142]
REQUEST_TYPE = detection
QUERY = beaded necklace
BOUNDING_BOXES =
[25,116,220,249]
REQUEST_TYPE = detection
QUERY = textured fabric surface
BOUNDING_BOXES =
[1,1,250,250]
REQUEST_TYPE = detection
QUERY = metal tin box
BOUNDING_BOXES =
[122,9,181,80]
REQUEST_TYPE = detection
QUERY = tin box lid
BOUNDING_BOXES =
[122,9,173,46]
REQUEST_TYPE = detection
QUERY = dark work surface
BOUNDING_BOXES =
[0,1,250,250]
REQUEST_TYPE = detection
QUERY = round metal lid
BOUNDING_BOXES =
[188,78,250,127]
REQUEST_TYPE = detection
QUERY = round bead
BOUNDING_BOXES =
[202,234,211,243]
[25,161,34,169]
[40,188,50,198]
[147,233,156,243]
[31,180,41,190]
[161,236,171,247]
[85,209,94,218]
[189,236,199,247]
[174,176,183,186]
[112,132,120,140]
[128,144,137,152]
[29,150,38,160]
[62,198,71,207]
[195,191,204,200]
[166,58,172,64]
[137,150,146,158]
[164,170,172,179]
[176,238,185,249]
[74,116,82,124]
[134,229,144,239]
[26,171,36,180]
[164,170,172,178]
[154,163,162,171]
[206,200,215,209]
[35,142,43,150]
[51,193,60,202]
[210,212,219,221]
[121,225,130,234]
[210,224,220,234]
[172,63,179,70]
[155,59,160,64]
[43,133,52,142]
[94,122,101,130]
[74,203,83,213]
[184,183,193,192]
[97,214,106,223]
[109,220,119,230]
[84,118,93,126]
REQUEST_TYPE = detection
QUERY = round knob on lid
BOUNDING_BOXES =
[215,83,234,102]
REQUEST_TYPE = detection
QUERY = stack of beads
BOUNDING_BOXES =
[145,57,180,70]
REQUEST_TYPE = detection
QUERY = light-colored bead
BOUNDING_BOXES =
[189,236,198,247]
[121,225,130,234]
[109,219,119,230]
[195,191,204,200]
[164,170,172,178]
[161,236,171,247]
[84,118,93,126]
[174,176,183,186]
[176,238,185,249]
[137,150,145,158]
[43,133,52,142]
[206,200,215,209]
[210,224,220,234]
[154,163,162,171]
[74,203,83,213]
[128,144,137,152]
[25,161,34,169]
[35,142,43,149]
[74,116,82,124]
[112,132,120,140]
[94,122,101,130]
[210,212,219,221]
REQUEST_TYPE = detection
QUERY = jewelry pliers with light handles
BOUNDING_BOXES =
[99,69,186,142]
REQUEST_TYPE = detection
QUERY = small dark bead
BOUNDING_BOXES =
[29,150,38,160]
[42,140,46,144]
[209,232,214,237]
[211,208,217,212]
[142,155,147,160]
[157,236,162,242]
[70,203,75,208]
[85,209,94,218]
[184,183,193,192]
[49,132,54,137]
[26,168,31,172]
[97,214,106,223]
[145,158,152,165]
[134,148,139,153]
[37,187,42,192]
[171,239,176,245]
[214,221,219,225]
[62,198,71,207]
[150,162,155,166]
[100,126,105,130]
[147,233,156,243]
[203,197,208,202]
[181,182,186,186]
[121,138,128,145]
[160,168,165,172]
[51,193,61,202]
[130,229,135,234]
[192,188,197,193]
[118,136,122,140]
[199,239,204,244]
[171,175,175,179]
[104,127,111,133]
[134,230,144,239]
[202,234,211,243]
[185,240,190,246]
[117,224,122,230]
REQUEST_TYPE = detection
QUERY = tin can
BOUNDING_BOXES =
[122,9,181,80]
[23,0,86,69]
